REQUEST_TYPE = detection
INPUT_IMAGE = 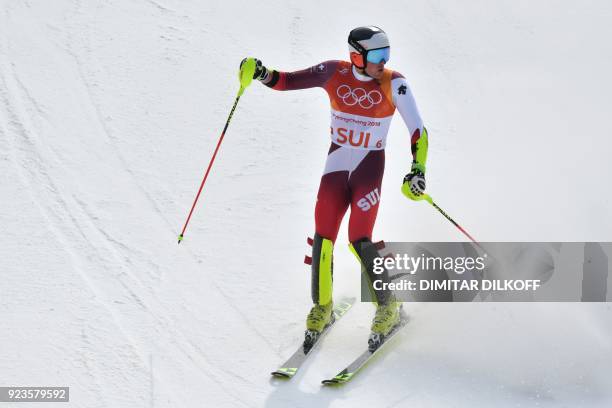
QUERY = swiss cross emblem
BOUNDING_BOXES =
[398,84,407,95]
[313,63,326,73]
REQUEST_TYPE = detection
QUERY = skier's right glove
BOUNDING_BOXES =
[240,58,269,81]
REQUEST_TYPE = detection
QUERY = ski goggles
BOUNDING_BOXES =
[366,47,390,64]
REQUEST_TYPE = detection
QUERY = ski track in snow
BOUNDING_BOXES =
[3,55,252,408]
[0,69,149,402]
[65,0,280,360]
[0,3,262,406]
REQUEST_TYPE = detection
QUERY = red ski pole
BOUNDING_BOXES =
[403,186,482,250]
[423,195,480,245]
[423,194,483,250]
[178,59,256,244]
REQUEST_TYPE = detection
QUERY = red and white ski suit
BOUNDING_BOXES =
[264,60,424,243]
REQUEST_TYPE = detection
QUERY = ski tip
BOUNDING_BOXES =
[270,371,291,379]
[322,372,353,385]
[321,378,346,386]
[271,367,297,379]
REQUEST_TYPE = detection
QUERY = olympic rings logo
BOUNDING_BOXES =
[336,85,382,109]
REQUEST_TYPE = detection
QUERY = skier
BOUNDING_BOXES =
[242,26,428,348]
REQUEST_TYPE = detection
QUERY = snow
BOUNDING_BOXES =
[1,1,611,407]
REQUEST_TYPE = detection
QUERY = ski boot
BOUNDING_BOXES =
[304,302,334,351]
[368,301,402,351]
[304,233,335,351]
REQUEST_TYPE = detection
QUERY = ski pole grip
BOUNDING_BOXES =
[401,183,430,202]
[239,58,257,92]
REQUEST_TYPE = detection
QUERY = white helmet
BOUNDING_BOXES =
[348,26,390,68]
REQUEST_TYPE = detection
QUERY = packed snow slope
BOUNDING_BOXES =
[1,1,612,407]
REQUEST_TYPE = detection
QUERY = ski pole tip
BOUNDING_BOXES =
[178,234,184,244]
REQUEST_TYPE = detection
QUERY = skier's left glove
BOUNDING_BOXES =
[402,162,426,200]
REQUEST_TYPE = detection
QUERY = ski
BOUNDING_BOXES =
[321,311,409,385]
[271,297,355,379]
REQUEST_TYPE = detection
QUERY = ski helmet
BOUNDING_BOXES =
[348,26,390,69]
